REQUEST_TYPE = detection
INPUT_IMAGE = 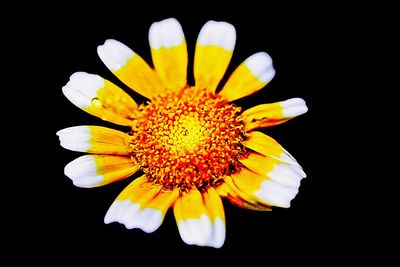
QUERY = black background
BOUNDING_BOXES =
[46,3,345,264]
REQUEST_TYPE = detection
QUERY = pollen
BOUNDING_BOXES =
[128,87,247,191]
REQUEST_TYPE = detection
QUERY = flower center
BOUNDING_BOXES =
[128,87,247,191]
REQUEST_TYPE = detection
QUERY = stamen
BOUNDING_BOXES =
[128,87,247,191]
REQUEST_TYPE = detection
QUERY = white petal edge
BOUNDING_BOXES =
[64,155,104,188]
[281,148,302,167]
[62,72,105,109]
[97,39,135,72]
[104,200,134,224]
[149,18,185,49]
[197,20,236,51]
[178,214,212,246]
[125,208,163,233]
[207,217,225,248]
[57,126,91,152]
[104,200,163,233]
[245,52,276,83]
[278,151,301,167]
[268,163,306,188]
[280,98,308,117]
[255,180,299,208]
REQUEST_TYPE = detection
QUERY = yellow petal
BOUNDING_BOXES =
[118,177,179,213]
[194,21,236,93]
[243,131,300,166]
[119,177,160,206]
[203,187,225,223]
[232,168,265,193]
[244,131,281,158]
[174,189,206,220]
[62,72,138,126]
[149,18,188,92]
[219,52,275,101]
[97,39,165,99]
[241,98,308,130]
[64,155,140,188]
[57,125,130,155]
[239,152,276,175]
[146,189,179,212]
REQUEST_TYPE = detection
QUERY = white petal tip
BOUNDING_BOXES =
[57,126,90,135]
[178,214,212,246]
[297,167,307,178]
[105,200,163,233]
[207,218,226,248]
[245,52,275,83]
[281,98,308,117]
[198,20,236,51]
[268,164,305,187]
[255,180,299,208]
[66,72,104,90]
[279,152,301,167]
[57,126,91,152]
[104,200,124,224]
[123,209,163,233]
[97,39,135,72]
[104,218,112,224]
[62,72,104,109]
[135,209,163,233]
[71,179,103,188]
[64,156,104,188]
[149,18,185,49]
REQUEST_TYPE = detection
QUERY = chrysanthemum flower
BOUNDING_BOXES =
[57,18,308,248]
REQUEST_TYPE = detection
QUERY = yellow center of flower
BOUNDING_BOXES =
[128,87,247,191]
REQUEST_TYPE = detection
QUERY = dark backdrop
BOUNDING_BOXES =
[47,4,340,264]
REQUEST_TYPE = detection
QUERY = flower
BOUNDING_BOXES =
[57,18,308,248]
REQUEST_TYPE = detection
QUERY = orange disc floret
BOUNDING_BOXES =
[128,87,247,191]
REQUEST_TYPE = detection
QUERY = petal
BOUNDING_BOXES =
[243,131,300,167]
[255,180,299,208]
[217,176,272,211]
[64,155,139,188]
[240,153,306,188]
[237,154,306,208]
[231,168,298,208]
[173,190,213,247]
[149,18,188,92]
[57,126,131,155]
[194,20,236,93]
[241,98,308,130]
[62,72,137,126]
[97,39,165,99]
[219,52,275,101]
[105,176,179,233]
[203,187,226,248]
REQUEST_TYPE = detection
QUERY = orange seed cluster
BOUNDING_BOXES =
[128,87,247,191]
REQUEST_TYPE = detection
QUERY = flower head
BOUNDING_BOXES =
[57,18,308,248]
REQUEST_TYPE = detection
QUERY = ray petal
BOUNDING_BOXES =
[194,20,236,93]
[219,52,275,101]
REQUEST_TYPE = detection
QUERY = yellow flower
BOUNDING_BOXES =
[57,18,308,248]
